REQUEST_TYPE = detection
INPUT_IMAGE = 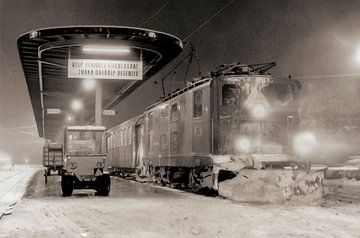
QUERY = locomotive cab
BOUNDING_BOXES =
[61,126,110,196]
[212,74,301,166]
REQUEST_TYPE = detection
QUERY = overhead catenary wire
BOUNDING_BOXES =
[138,0,171,27]
[157,0,235,95]
[183,0,236,41]
[293,73,360,80]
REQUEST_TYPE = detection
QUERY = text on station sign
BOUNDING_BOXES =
[68,59,143,80]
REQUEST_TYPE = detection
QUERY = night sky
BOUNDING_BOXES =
[1,0,360,163]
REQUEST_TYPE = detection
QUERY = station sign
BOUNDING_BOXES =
[102,110,117,116]
[46,108,62,114]
[68,59,143,80]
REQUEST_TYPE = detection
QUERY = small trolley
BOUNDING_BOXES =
[43,143,64,184]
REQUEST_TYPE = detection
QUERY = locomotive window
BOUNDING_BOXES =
[262,83,294,103]
[148,113,153,130]
[193,90,203,117]
[161,105,169,117]
[222,84,238,106]
[170,103,180,123]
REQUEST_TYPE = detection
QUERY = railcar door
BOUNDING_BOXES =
[135,117,144,169]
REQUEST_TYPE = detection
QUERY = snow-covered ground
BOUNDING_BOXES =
[0,170,360,238]
[0,165,40,219]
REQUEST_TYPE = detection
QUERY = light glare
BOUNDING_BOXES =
[251,103,268,119]
[71,100,83,111]
[235,137,251,153]
[83,78,96,91]
[294,132,317,156]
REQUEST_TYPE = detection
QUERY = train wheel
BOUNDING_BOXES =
[188,169,202,190]
[61,175,73,197]
[95,174,111,196]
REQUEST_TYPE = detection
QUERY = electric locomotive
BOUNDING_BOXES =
[107,62,324,202]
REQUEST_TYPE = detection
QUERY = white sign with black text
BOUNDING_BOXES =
[68,59,143,80]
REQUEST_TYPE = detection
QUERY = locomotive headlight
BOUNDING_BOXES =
[69,162,77,170]
[235,137,251,153]
[97,161,105,169]
[250,103,268,119]
[293,131,317,156]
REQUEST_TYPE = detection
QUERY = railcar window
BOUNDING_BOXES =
[124,128,128,146]
[222,84,238,106]
[193,90,203,117]
[116,132,120,147]
[170,103,180,123]
[121,129,124,146]
[148,113,154,152]
[128,127,132,145]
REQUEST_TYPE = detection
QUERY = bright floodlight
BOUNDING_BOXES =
[82,45,130,54]
[235,137,251,153]
[294,131,317,156]
[71,99,83,111]
[67,115,73,121]
[83,78,96,91]
[250,103,268,119]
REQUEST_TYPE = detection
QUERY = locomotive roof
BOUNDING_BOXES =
[146,62,277,111]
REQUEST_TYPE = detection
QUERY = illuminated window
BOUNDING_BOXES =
[193,90,203,117]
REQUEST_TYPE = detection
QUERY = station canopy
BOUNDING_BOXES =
[17,26,183,141]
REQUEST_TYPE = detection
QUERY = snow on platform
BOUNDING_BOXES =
[0,165,40,219]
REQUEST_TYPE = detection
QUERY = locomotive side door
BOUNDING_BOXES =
[192,87,211,155]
